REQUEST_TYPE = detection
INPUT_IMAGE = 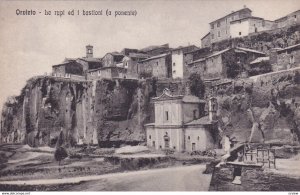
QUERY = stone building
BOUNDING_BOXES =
[201,7,299,47]
[102,52,125,67]
[230,17,274,38]
[274,10,300,29]
[145,89,218,152]
[52,45,102,78]
[86,66,127,80]
[271,43,300,71]
[201,33,211,48]
[204,7,252,45]
[137,53,172,78]
[170,45,199,79]
[187,47,266,79]
[117,53,149,79]
[52,61,84,77]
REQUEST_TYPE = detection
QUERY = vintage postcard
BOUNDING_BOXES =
[0,0,300,192]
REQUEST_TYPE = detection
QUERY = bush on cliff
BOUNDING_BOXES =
[188,73,205,98]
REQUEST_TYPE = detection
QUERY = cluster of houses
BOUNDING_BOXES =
[52,7,300,84]
[50,7,300,152]
[52,42,300,83]
[201,6,300,47]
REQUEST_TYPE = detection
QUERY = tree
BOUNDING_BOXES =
[54,130,68,165]
[188,73,205,98]
[54,146,68,165]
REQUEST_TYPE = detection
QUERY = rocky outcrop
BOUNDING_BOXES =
[0,76,156,147]
[216,71,300,145]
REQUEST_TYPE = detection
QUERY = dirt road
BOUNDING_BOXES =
[0,165,212,191]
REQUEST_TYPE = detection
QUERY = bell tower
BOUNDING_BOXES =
[86,45,93,58]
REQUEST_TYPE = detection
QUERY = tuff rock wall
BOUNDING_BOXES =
[0,76,156,147]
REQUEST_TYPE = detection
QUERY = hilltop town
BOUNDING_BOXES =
[50,7,300,83]
[1,6,300,191]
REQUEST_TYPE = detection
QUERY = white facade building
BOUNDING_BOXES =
[145,89,218,152]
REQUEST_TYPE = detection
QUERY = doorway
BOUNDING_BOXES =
[164,133,170,149]
[192,143,196,151]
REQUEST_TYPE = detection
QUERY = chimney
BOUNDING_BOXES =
[86,45,93,58]
[243,5,247,8]
[209,97,218,121]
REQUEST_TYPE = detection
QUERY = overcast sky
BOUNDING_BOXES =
[0,0,299,111]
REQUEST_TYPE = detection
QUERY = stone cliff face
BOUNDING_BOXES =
[216,71,300,145]
[2,72,300,147]
[1,76,156,147]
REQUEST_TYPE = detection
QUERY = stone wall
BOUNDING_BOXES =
[209,163,300,191]
[138,55,172,79]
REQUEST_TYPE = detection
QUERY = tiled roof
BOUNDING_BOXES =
[201,32,210,40]
[182,95,206,103]
[209,7,252,24]
[277,43,300,53]
[275,9,300,22]
[235,47,265,55]
[250,56,270,64]
[87,66,126,72]
[230,16,264,24]
[139,53,169,63]
[184,115,212,126]
[79,57,102,63]
[188,47,264,65]
[52,61,82,67]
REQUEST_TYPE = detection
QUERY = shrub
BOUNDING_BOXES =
[162,148,175,155]
[188,73,205,98]
[54,146,68,165]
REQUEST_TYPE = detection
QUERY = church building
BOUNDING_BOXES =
[145,88,218,152]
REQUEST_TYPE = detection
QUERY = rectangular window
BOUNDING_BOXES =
[165,111,169,121]
[211,34,214,39]
[217,21,220,27]
[218,31,220,37]
[211,24,214,29]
